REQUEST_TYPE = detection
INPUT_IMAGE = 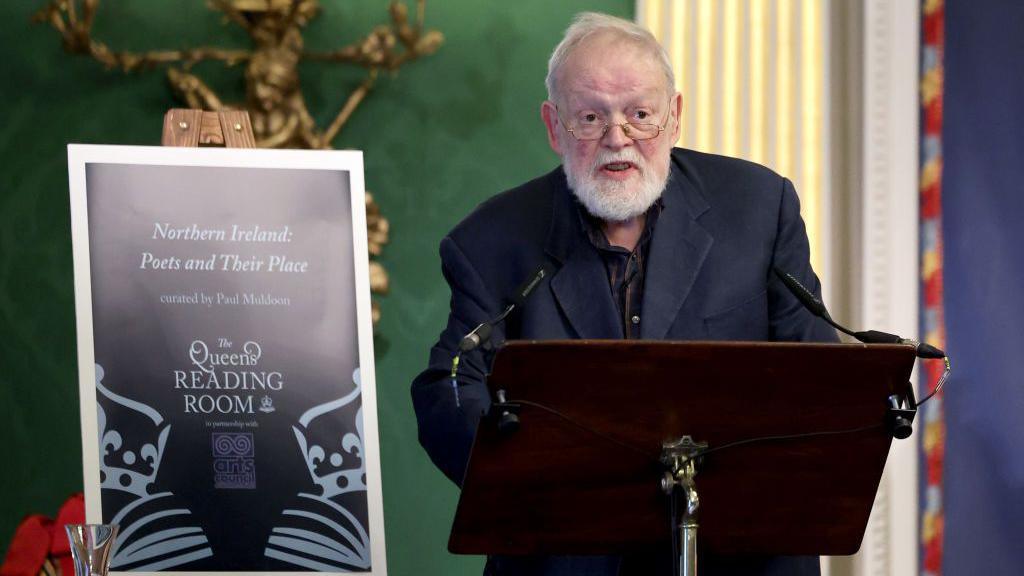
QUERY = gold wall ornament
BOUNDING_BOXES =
[35,0,445,323]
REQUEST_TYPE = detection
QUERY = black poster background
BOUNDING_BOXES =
[84,163,369,572]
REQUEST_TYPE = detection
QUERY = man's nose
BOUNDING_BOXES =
[601,122,633,148]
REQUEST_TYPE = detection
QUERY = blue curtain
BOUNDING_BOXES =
[941,0,1024,573]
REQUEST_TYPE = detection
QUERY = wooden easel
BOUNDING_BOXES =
[161,109,256,148]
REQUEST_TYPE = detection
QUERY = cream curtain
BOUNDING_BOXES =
[638,0,826,274]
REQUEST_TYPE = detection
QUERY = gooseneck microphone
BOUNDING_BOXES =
[459,264,552,353]
[773,267,946,359]
[459,311,502,353]
[449,264,552,411]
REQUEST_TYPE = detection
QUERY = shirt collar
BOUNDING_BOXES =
[574,195,664,252]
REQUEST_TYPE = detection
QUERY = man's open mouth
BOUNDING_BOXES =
[602,162,635,172]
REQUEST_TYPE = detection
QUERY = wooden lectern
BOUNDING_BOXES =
[449,340,918,575]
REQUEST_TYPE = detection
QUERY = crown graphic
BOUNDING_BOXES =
[95,364,170,497]
[292,368,366,499]
[258,394,275,413]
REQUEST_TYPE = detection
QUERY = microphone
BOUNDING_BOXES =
[459,264,551,353]
[459,320,497,353]
[773,267,946,359]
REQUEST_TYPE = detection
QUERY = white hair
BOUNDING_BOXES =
[545,12,675,103]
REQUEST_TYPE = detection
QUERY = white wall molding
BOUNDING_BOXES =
[854,0,920,575]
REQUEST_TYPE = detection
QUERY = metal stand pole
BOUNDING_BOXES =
[677,465,699,576]
[661,436,707,576]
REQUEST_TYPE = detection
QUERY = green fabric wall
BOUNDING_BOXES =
[0,1,632,574]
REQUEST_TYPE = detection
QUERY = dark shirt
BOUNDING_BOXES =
[576,199,663,339]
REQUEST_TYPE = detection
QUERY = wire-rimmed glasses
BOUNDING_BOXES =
[557,100,672,141]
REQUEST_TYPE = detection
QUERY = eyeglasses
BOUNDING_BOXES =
[557,100,673,141]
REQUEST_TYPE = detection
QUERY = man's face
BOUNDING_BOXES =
[542,34,681,222]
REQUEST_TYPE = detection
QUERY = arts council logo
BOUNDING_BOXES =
[212,432,256,489]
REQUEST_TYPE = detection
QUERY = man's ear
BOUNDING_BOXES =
[669,92,683,142]
[541,101,563,155]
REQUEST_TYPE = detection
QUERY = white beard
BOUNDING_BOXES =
[563,148,669,222]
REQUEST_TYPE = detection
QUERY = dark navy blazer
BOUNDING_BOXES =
[412,148,836,576]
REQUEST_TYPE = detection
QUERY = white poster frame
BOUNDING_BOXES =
[67,144,386,576]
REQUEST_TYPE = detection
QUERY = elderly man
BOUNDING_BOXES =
[412,12,834,576]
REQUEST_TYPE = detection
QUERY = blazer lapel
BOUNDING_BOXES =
[544,171,621,340]
[640,162,713,340]
[549,246,622,339]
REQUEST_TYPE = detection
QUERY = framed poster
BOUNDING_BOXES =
[68,145,386,575]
